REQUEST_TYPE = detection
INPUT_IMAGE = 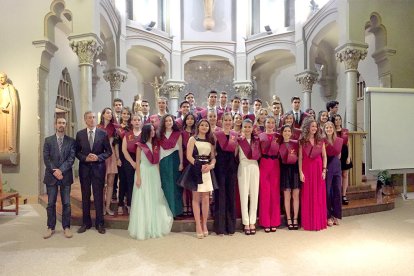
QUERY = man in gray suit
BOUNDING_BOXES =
[43,117,76,239]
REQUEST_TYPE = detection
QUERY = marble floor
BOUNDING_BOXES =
[0,198,413,276]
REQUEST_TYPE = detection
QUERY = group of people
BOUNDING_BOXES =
[43,91,353,240]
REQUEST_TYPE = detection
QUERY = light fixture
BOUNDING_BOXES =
[264,25,272,34]
[145,21,156,31]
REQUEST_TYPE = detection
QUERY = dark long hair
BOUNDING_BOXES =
[195,119,215,145]
[157,114,179,139]
[99,107,115,125]
[183,113,196,133]
[140,124,153,144]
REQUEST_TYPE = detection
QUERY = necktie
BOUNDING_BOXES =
[58,137,63,153]
[144,116,147,122]
[88,130,94,149]
[295,113,299,124]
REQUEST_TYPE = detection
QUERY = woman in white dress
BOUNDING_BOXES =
[177,119,217,238]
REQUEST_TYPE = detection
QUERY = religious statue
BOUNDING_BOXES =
[203,0,215,30]
[0,72,19,154]
[132,94,143,115]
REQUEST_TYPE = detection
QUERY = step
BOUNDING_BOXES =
[39,195,395,231]
[342,197,394,217]
[346,189,376,200]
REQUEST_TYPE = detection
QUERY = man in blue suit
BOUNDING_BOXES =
[43,117,76,239]
[76,111,112,234]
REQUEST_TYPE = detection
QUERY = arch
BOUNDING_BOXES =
[44,0,73,42]
[182,47,235,70]
[246,37,296,80]
[364,12,395,88]
[56,68,76,137]
[365,12,387,50]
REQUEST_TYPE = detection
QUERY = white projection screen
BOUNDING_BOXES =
[365,87,414,171]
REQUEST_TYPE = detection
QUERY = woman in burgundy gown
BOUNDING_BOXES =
[299,118,327,231]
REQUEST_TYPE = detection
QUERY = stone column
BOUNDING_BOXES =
[295,70,319,109]
[69,35,103,117]
[103,68,128,103]
[336,42,368,130]
[233,81,253,100]
[165,80,186,116]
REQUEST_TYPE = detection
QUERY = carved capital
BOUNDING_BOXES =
[70,39,102,65]
[165,81,186,99]
[234,82,253,99]
[336,45,368,71]
[295,71,319,92]
[103,68,128,91]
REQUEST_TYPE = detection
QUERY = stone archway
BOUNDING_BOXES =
[365,12,395,88]
[56,69,76,138]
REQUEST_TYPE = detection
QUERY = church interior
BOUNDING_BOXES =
[1,0,414,275]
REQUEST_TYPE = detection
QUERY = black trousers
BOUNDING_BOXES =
[213,168,237,235]
[121,153,136,207]
[79,169,105,227]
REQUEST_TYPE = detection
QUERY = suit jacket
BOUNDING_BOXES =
[287,110,309,129]
[75,128,112,182]
[43,135,76,186]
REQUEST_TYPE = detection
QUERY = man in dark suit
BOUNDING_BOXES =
[141,99,151,124]
[287,96,309,128]
[43,117,76,239]
[76,111,112,234]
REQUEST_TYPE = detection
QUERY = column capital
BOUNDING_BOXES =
[295,70,319,92]
[69,34,103,66]
[164,80,186,99]
[103,68,128,92]
[233,81,253,99]
[335,42,368,71]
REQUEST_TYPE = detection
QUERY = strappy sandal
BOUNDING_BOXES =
[287,219,294,230]
[293,218,299,230]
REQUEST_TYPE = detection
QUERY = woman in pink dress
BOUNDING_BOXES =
[299,118,327,231]
[258,116,281,232]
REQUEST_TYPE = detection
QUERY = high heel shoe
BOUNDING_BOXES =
[333,217,340,225]
[196,233,204,239]
[342,196,349,205]
[293,218,299,230]
[287,219,294,230]
[327,218,334,227]
[244,227,251,235]
[105,208,114,216]
[203,231,209,237]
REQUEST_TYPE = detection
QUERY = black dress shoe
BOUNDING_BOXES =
[77,225,91,234]
[96,225,106,234]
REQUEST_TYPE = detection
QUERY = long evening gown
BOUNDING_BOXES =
[128,143,173,240]
[301,142,327,231]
